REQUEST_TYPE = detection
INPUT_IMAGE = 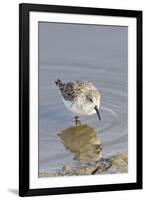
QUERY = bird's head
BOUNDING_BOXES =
[86,91,101,120]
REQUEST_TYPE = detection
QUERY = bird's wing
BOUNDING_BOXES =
[61,82,84,101]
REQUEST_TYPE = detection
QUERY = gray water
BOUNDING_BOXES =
[38,22,128,174]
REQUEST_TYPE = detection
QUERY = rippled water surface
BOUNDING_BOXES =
[38,23,128,174]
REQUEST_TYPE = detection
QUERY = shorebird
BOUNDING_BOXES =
[55,79,101,125]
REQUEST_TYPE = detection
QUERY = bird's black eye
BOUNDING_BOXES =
[89,98,93,102]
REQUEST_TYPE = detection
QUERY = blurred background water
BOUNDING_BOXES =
[38,22,128,174]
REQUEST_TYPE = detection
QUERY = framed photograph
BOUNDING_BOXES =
[19,3,142,197]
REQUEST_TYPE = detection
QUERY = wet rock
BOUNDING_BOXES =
[39,152,128,177]
[110,152,128,173]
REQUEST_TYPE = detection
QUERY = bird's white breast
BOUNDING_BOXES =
[61,96,96,116]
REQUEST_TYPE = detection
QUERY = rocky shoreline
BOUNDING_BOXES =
[39,152,128,177]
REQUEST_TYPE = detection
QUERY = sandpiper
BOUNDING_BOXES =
[55,79,101,125]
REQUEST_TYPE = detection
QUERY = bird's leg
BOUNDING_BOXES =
[74,116,81,126]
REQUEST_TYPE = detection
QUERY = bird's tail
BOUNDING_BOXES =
[55,79,63,87]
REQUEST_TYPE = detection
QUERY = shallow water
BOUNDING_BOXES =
[38,23,128,174]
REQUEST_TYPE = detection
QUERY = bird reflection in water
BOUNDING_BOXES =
[58,124,102,162]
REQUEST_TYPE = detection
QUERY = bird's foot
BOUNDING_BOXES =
[74,116,81,126]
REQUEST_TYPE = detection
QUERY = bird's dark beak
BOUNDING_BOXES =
[94,106,101,120]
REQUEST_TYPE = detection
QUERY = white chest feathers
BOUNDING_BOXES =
[61,96,96,116]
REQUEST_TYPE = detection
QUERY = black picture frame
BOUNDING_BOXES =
[19,3,143,197]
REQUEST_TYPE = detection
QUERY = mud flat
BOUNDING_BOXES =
[39,152,128,177]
